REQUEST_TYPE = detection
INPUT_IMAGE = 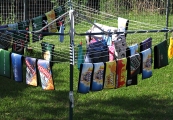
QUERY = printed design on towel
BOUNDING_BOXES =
[41,42,55,61]
[0,25,11,50]
[45,10,57,33]
[37,59,54,90]
[130,54,141,77]
[11,53,23,82]
[25,57,37,86]
[154,40,168,69]
[0,49,11,78]
[129,44,139,55]
[78,63,93,93]
[116,58,127,88]
[91,62,104,91]
[104,61,116,88]
[141,48,152,79]
[168,37,173,59]
[114,35,127,59]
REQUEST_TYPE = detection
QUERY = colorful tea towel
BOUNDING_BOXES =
[87,40,109,63]
[54,6,65,31]
[37,59,55,90]
[117,17,129,37]
[126,54,141,86]
[0,49,11,78]
[78,63,93,93]
[104,61,116,89]
[32,15,43,42]
[91,62,104,91]
[108,44,115,61]
[116,58,127,88]
[129,44,139,55]
[140,48,152,79]
[154,40,168,69]
[11,53,23,82]
[77,43,84,70]
[168,37,173,59]
[25,57,38,86]
[59,24,64,42]
[114,35,127,59]
[45,10,57,33]
[41,42,55,61]
[140,37,152,52]
[12,39,25,55]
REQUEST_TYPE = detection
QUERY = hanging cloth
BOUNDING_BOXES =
[32,15,43,42]
[78,63,93,93]
[104,61,116,89]
[117,17,129,37]
[90,62,104,91]
[54,6,65,31]
[140,48,152,79]
[140,37,152,52]
[37,59,55,90]
[168,37,173,59]
[116,57,127,88]
[128,43,139,56]
[108,44,115,61]
[0,49,11,78]
[11,53,23,82]
[41,42,55,61]
[0,31,12,50]
[154,40,168,69]
[25,57,38,86]
[114,35,127,59]
[45,10,57,33]
[126,54,141,86]
[77,43,84,70]
[59,23,64,42]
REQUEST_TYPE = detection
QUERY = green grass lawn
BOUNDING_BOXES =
[0,12,173,120]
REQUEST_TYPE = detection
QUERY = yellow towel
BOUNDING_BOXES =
[45,10,57,33]
[168,37,173,59]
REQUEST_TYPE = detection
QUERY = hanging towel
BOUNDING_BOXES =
[11,53,23,82]
[88,40,109,63]
[114,35,127,59]
[78,63,93,93]
[154,40,168,69]
[126,54,141,86]
[108,44,115,61]
[59,24,64,42]
[32,15,43,42]
[104,61,116,89]
[25,57,38,86]
[91,62,104,91]
[129,44,139,55]
[0,31,12,50]
[0,25,8,30]
[117,17,129,37]
[41,42,55,61]
[0,49,11,78]
[140,48,152,79]
[37,59,55,90]
[12,39,25,55]
[54,6,65,31]
[45,10,57,33]
[168,37,173,59]
[116,58,127,88]
[102,30,112,46]
[77,43,84,70]
[140,37,152,52]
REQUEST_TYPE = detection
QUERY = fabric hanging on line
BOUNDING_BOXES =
[41,42,55,61]
[32,15,43,42]
[90,62,104,91]
[25,57,38,86]
[11,53,23,82]
[168,37,173,59]
[117,17,129,37]
[37,59,55,90]
[78,63,93,93]
[45,10,57,33]
[140,48,152,79]
[0,27,12,50]
[102,30,112,46]
[104,61,116,89]
[0,25,8,30]
[108,44,115,61]
[0,49,11,78]
[154,40,168,69]
[54,6,65,31]
[59,24,64,42]
[140,37,152,52]
[77,43,84,70]
[86,40,109,63]
[114,35,127,59]
[126,44,139,56]
[126,54,141,87]
[116,57,127,88]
